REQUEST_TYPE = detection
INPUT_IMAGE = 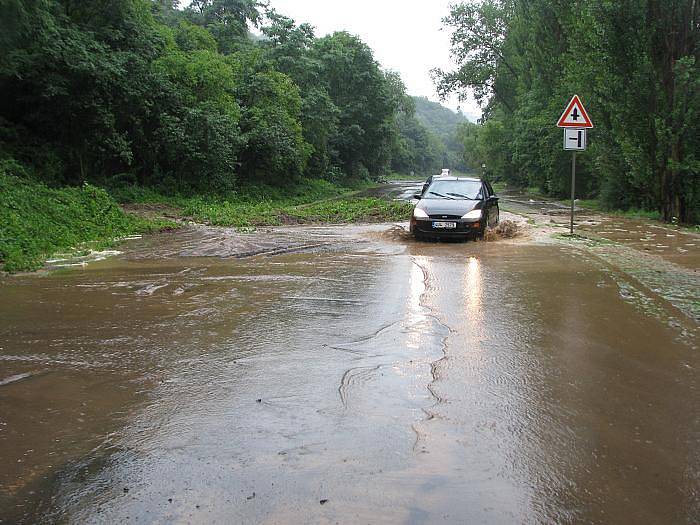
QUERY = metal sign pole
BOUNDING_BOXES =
[570,151,576,234]
[558,95,592,235]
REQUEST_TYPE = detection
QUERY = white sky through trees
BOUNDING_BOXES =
[266,0,480,121]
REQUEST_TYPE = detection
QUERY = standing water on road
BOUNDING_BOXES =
[1,215,698,523]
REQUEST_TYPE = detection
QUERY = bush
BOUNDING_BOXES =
[0,168,167,272]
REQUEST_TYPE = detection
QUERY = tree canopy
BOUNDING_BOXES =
[436,0,699,223]
[0,0,457,194]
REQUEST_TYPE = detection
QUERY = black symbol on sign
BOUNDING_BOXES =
[568,131,583,148]
[572,107,579,121]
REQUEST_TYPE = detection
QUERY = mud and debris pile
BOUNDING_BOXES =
[484,220,520,241]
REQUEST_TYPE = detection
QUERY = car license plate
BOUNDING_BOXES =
[432,221,456,229]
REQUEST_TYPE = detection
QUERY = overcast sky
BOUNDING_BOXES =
[265,0,481,122]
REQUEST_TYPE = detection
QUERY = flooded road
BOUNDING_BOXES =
[1,184,699,524]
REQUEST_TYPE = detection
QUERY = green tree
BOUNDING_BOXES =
[186,0,263,54]
[150,48,244,190]
[313,32,399,179]
[438,0,699,222]
[235,51,311,183]
[260,14,339,178]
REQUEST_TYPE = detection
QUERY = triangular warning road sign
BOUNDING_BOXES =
[557,95,593,128]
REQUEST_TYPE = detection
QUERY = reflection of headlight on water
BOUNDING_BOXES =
[464,256,483,317]
[413,208,429,218]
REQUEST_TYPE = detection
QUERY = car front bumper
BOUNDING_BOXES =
[410,218,482,237]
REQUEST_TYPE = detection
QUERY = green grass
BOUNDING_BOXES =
[572,198,662,220]
[0,173,174,272]
[0,173,411,273]
[497,181,665,222]
[110,178,371,207]
[181,196,413,227]
[111,178,412,228]
[491,181,507,193]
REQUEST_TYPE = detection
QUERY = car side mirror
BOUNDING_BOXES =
[413,193,422,200]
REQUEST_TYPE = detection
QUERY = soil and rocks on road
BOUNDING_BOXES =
[1,181,698,524]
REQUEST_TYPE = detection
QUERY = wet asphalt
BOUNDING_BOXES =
[0,181,698,524]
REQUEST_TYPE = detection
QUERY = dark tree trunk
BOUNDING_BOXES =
[651,0,696,223]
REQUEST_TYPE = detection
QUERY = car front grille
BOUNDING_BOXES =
[428,214,462,220]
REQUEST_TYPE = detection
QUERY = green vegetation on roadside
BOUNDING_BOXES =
[412,96,470,171]
[113,178,412,228]
[0,0,460,193]
[0,0,456,271]
[0,170,173,272]
[111,178,361,207]
[572,199,661,221]
[0,168,411,272]
[437,1,698,224]
[181,196,413,227]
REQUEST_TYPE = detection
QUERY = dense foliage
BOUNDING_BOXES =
[0,0,456,194]
[412,96,470,171]
[436,0,699,223]
[0,161,168,271]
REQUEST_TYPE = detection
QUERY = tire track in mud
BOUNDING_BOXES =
[409,257,454,453]
[330,256,453,444]
[326,320,403,359]
[236,242,330,259]
[332,322,406,406]
[337,365,383,409]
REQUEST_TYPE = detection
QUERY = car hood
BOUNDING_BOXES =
[416,198,482,216]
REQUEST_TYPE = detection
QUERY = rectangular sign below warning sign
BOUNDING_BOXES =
[563,129,586,150]
[557,95,593,128]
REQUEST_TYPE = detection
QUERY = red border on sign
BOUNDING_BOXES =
[557,95,593,128]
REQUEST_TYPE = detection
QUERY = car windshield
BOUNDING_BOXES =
[426,180,482,200]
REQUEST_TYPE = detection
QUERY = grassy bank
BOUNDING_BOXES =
[0,173,173,272]
[494,182,664,221]
[114,178,414,228]
[1,174,413,273]
[181,196,413,227]
[571,199,661,221]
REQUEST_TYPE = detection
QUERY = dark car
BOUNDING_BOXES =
[420,169,450,195]
[410,177,499,240]
[420,175,438,195]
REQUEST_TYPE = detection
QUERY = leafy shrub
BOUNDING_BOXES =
[0,169,166,272]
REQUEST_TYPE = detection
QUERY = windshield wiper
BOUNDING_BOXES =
[428,191,456,199]
[446,192,477,199]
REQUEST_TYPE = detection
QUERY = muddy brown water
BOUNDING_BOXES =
[1,188,699,523]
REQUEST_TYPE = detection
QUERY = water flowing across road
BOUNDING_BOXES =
[1,182,698,523]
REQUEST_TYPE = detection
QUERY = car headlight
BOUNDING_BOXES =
[413,208,429,219]
[461,209,483,220]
